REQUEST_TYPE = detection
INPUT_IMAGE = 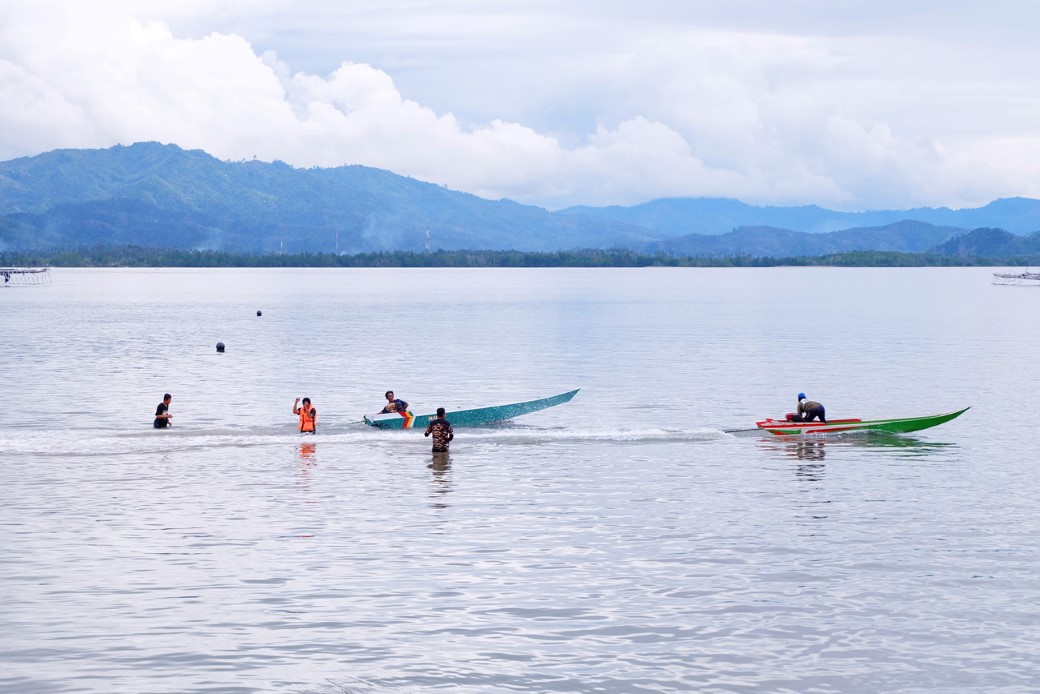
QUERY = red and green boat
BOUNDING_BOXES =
[363,389,580,429]
[756,407,969,436]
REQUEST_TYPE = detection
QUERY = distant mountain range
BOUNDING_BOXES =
[560,196,1040,236]
[3,142,1040,257]
[649,221,968,256]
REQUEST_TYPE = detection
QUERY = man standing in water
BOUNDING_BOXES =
[424,407,454,453]
[153,393,173,428]
[293,397,317,434]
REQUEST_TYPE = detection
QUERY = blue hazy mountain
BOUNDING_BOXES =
[3,142,1040,255]
[561,196,1040,237]
[0,142,657,253]
[650,221,967,256]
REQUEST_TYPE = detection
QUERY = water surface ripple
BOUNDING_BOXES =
[1,268,1038,692]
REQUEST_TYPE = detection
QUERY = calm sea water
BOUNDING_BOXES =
[2,267,1039,693]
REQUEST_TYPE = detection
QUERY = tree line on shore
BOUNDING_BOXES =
[1,245,1034,268]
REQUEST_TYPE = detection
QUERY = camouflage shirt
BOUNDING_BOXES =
[424,417,454,452]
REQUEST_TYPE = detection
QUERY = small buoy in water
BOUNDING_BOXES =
[216,342,225,353]
[257,310,262,316]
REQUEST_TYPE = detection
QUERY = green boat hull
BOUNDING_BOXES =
[862,408,970,434]
[757,407,970,436]
[363,389,580,429]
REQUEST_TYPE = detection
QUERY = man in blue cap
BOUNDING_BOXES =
[796,393,826,422]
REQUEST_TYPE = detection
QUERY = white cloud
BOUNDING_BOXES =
[1,1,1040,210]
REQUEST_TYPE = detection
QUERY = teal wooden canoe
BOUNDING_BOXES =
[363,389,580,429]
[756,406,970,436]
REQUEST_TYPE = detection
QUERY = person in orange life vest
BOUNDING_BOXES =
[381,390,409,415]
[293,396,317,433]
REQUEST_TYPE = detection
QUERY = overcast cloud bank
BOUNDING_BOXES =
[2,1,1039,210]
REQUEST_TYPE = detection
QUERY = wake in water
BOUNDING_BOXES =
[3,422,732,457]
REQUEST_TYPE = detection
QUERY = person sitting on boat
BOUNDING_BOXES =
[796,393,826,423]
[381,390,409,415]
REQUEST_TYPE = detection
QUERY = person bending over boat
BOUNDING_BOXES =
[294,397,317,434]
[153,393,173,428]
[382,390,409,414]
[796,393,826,422]
[424,407,454,453]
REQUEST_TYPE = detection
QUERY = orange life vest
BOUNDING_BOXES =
[297,405,316,433]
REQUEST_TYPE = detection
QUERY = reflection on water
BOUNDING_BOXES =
[758,432,958,458]
[761,438,829,480]
[296,442,317,495]
[428,452,452,508]
[298,441,317,461]
[758,432,960,482]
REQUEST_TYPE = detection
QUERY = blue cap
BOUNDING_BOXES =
[797,392,806,400]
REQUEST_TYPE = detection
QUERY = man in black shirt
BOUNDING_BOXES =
[154,393,173,428]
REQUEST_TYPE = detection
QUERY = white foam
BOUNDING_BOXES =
[2,424,730,457]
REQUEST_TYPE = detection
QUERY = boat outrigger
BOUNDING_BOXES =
[756,407,969,436]
[993,270,1040,286]
[363,389,580,429]
[1,267,51,286]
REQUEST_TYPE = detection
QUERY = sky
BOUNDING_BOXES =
[2,0,1039,211]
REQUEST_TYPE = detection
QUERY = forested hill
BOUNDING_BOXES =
[3,142,1040,256]
[0,142,656,253]
[930,227,1040,257]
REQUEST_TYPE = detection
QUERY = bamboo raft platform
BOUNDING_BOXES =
[993,270,1040,286]
[1,267,52,286]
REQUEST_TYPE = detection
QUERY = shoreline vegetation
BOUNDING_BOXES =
[1,245,1037,268]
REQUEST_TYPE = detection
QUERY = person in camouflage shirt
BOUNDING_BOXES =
[424,407,454,452]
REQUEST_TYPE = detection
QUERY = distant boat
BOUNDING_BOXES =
[1,267,51,286]
[993,269,1040,286]
[363,389,580,429]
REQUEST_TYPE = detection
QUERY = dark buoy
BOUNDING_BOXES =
[256,310,262,316]
[216,341,225,353]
